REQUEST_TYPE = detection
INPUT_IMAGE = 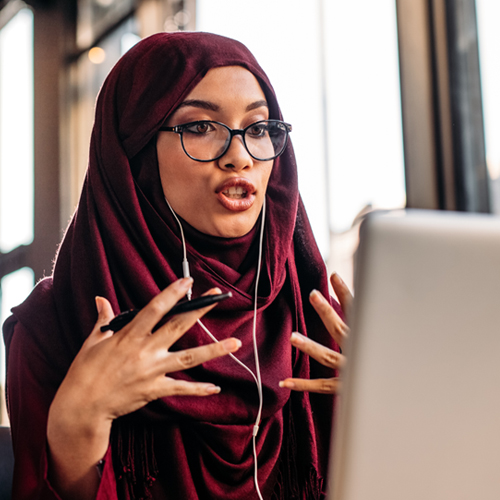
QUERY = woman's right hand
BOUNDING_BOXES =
[47,277,240,500]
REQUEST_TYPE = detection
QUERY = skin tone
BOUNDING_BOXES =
[46,65,350,499]
[280,272,352,393]
[47,279,242,500]
[157,66,273,238]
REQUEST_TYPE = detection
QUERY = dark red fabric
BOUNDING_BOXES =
[3,32,340,499]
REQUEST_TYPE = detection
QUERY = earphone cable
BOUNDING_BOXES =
[165,196,265,500]
[164,197,192,300]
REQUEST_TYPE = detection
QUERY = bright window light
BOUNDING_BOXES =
[0,8,34,253]
[196,0,405,256]
[476,0,500,211]
[0,267,34,387]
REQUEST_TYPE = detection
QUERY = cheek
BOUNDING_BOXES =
[260,162,274,192]
[158,152,212,216]
[157,140,191,197]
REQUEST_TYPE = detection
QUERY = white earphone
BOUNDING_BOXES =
[165,196,266,500]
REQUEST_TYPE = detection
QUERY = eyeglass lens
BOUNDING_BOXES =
[181,121,288,161]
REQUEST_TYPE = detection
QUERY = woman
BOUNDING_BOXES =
[3,32,350,499]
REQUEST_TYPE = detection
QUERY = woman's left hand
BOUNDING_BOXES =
[279,272,352,394]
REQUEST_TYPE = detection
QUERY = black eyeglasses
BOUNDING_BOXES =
[159,119,292,162]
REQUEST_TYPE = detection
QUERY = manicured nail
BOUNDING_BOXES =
[290,332,304,345]
[206,385,221,394]
[95,296,103,314]
[279,381,295,389]
[201,287,222,298]
[177,277,193,288]
[309,289,324,305]
[332,272,343,285]
[222,338,242,352]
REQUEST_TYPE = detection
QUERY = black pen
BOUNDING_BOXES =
[101,292,232,332]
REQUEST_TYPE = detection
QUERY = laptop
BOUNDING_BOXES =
[327,209,500,500]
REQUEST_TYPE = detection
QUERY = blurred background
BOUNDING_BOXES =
[0,0,498,425]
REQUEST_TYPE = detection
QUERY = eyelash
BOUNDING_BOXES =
[175,112,269,127]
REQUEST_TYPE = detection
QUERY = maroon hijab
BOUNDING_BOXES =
[5,32,339,499]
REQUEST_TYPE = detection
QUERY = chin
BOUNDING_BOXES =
[208,215,257,239]
[211,225,252,239]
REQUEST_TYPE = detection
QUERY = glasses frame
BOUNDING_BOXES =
[159,119,292,162]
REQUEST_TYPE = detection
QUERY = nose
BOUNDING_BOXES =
[218,133,253,172]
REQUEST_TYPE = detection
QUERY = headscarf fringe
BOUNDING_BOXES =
[112,418,159,499]
[272,401,324,499]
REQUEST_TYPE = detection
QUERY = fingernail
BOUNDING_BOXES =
[202,287,222,297]
[206,385,221,395]
[309,289,324,305]
[290,332,304,344]
[177,277,193,288]
[279,381,295,389]
[95,296,103,314]
[222,338,242,352]
[332,272,343,285]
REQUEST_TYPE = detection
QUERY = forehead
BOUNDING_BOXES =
[184,66,267,103]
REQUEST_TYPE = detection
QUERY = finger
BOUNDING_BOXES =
[87,297,116,346]
[309,289,349,348]
[160,337,242,373]
[290,332,345,370]
[201,287,222,296]
[279,377,341,394]
[124,277,193,338]
[156,377,222,398]
[330,272,353,316]
[152,287,224,348]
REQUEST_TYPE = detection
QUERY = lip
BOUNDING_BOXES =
[215,178,256,212]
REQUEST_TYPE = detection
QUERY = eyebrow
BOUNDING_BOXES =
[246,100,268,111]
[177,99,220,112]
[177,99,269,113]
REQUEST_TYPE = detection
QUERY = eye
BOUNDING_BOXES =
[246,122,268,138]
[184,121,216,135]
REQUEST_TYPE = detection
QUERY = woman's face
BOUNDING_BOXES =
[157,66,273,238]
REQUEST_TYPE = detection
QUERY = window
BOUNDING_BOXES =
[197,0,405,285]
[63,15,140,216]
[476,0,500,212]
[0,6,34,425]
[0,8,34,253]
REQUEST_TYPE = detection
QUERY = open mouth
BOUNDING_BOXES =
[222,186,248,199]
[216,178,256,212]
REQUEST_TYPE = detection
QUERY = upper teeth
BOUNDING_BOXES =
[223,186,247,198]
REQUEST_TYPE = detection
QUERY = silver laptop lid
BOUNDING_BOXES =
[328,209,500,500]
